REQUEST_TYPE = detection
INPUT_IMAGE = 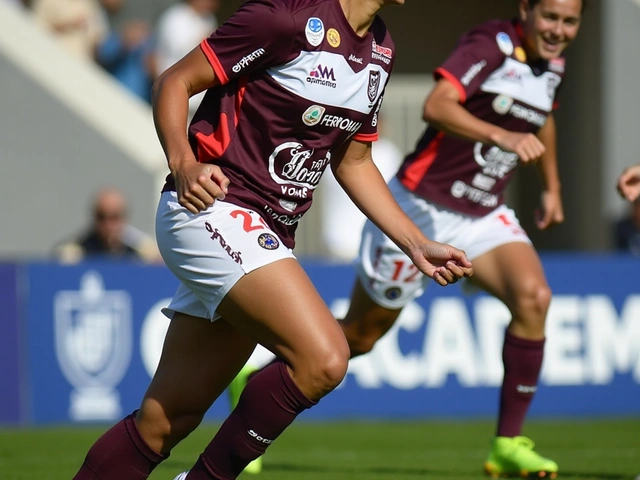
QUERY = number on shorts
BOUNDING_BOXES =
[230,210,268,232]
[391,260,421,282]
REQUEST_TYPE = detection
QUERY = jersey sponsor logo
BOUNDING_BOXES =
[471,173,496,191]
[327,28,341,48]
[348,54,363,64]
[473,143,519,179]
[547,74,561,99]
[514,46,527,63]
[279,197,299,210]
[501,68,523,84]
[257,233,280,250]
[367,70,381,103]
[263,205,303,226]
[305,17,324,47]
[231,48,265,74]
[371,93,383,127]
[307,64,337,88]
[549,57,565,74]
[461,60,487,86]
[371,40,392,64]
[205,222,243,264]
[302,105,326,126]
[496,32,514,56]
[492,94,514,114]
[509,103,547,127]
[450,180,499,208]
[320,114,362,132]
[516,384,537,394]
[269,141,331,189]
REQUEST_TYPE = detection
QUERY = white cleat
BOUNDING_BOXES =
[173,472,189,480]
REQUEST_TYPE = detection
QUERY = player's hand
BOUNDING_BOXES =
[406,240,473,286]
[173,159,230,214]
[494,131,546,164]
[617,164,640,202]
[535,190,564,230]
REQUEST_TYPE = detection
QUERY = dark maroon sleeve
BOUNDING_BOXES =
[200,0,297,85]
[434,28,506,103]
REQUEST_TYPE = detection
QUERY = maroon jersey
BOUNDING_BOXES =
[397,19,566,216]
[163,0,394,248]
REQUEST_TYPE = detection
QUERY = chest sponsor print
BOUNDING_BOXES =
[307,64,337,88]
[302,105,326,126]
[473,142,519,179]
[268,141,331,191]
[371,40,392,64]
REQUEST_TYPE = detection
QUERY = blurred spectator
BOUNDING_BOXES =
[320,128,403,262]
[154,0,220,116]
[54,187,161,263]
[31,0,107,59]
[5,0,31,9]
[95,0,155,102]
[614,197,640,255]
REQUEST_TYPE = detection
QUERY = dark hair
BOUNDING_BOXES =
[526,0,587,13]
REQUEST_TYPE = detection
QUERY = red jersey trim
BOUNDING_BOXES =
[353,132,379,142]
[434,68,467,104]
[400,131,445,191]
[200,40,229,85]
[196,115,231,161]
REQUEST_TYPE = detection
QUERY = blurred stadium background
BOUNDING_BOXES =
[0,1,639,479]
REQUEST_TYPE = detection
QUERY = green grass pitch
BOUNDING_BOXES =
[1,419,638,479]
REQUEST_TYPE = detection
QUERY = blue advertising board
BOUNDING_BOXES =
[21,255,640,424]
[0,264,21,424]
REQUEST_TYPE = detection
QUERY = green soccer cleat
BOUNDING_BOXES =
[484,436,558,478]
[228,364,262,475]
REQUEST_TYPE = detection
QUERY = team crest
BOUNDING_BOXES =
[327,28,341,48]
[305,17,324,47]
[258,233,280,250]
[384,287,402,300]
[302,105,326,126]
[367,70,381,103]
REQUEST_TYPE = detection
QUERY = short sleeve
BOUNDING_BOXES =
[354,60,394,142]
[200,0,297,85]
[434,28,507,103]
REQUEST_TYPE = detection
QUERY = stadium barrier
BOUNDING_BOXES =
[0,255,638,425]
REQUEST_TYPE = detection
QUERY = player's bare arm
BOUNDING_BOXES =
[617,164,640,202]
[152,47,229,214]
[534,113,564,229]
[331,138,473,286]
[423,79,545,163]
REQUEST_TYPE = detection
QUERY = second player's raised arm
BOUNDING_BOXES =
[331,139,472,284]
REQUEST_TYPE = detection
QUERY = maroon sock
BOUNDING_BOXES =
[187,361,316,480]
[73,410,167,479]
[496,331,545,437]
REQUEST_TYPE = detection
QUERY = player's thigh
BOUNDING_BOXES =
[470,242,548,309]
[217,258,349,377]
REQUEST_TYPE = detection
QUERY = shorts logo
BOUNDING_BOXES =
[257,233,280,250]
[367,70,381,103]
[205,222,243,264]
[492,94,513,115]
[302,105,326,126]
[496,32,514,56]
[305,17,324,47]
[384,287,402,300]
[326,28,341,48]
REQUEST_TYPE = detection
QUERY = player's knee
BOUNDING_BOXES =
[307,345,349,397]
[513,280,552,326]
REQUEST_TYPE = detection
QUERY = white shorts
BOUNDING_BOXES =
[156,191,295,321]
[357,178,532,309]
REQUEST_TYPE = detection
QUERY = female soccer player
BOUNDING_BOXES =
[71,1,472,479]
[340,0,584,477]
